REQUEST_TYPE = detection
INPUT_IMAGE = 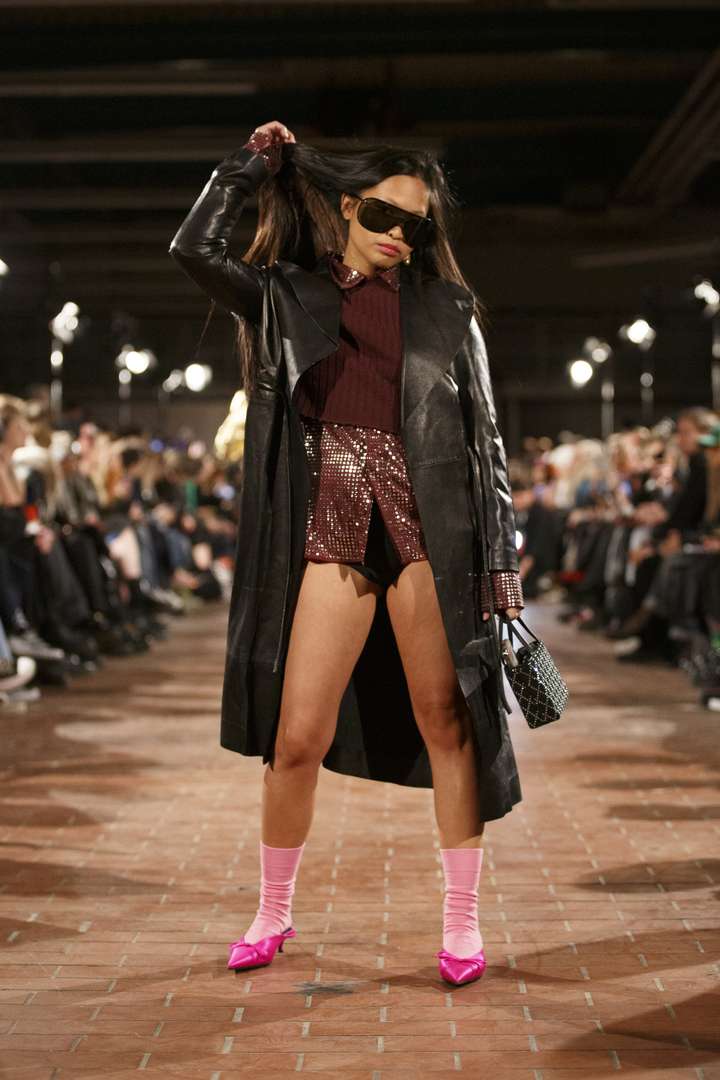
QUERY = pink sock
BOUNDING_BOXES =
[440,846,484,958]
[243,841,306,944]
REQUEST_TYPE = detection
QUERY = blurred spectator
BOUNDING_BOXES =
[508,406,720,709]
[9,380,720,716]
[0,392,239,708]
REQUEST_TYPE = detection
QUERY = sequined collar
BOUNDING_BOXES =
[326,250,400,291]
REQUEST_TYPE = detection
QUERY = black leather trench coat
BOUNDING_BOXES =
[170,144,522,822]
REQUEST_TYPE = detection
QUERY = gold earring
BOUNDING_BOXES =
[404,254,411,265]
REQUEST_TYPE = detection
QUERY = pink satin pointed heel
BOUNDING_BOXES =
[436,946,487,986]
[227,926,296,971]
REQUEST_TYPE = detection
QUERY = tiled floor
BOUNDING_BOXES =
[1,600,719,1078]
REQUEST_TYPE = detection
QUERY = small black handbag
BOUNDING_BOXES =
[499,614,569,728]
[458,384,569,728]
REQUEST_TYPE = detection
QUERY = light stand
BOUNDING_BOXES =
[582,337,614,439]
[693,278,720,411]
[619,318,656,425]
[157,364,213,430]
[49,302,80,423]
[115,345,157,428]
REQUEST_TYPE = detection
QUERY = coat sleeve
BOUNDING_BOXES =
[168,137,279,324]
[466,318,520,576]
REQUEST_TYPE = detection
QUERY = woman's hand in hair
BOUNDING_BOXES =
[253,120,296,144]
[244,122,297,175]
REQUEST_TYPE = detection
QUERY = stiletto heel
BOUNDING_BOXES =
[227,926,296,971]
[436,946,486,986]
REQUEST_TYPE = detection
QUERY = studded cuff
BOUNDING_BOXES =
[242,129,283,176]
[480,569,524,612]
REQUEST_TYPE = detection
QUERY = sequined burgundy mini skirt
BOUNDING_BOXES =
[301,417,429,585]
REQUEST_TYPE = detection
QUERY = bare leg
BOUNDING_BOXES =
[386,559,484,848]
[262,561,382,847]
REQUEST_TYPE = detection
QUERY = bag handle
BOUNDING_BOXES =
[499,613,539,649]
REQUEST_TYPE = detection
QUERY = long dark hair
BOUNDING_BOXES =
[236,139,487,393]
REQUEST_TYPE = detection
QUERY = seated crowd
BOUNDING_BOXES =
[512,406,720,708]
[0,393,238,706]
[6,388,720,712]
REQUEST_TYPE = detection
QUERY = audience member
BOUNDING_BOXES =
[0,392,238,707]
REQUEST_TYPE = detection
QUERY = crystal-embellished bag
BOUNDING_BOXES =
[499,614,569,728]
[457,373,568,724]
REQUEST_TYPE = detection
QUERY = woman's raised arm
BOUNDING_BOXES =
[168,122,295,325]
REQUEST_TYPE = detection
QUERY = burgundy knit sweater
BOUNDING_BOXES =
[293,252,402,432]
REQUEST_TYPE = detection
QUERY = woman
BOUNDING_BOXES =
[170,120,524,987]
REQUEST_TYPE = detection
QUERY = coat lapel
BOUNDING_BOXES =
[275,255,474,426]
[274,257,340,400]
[397,265,474,428]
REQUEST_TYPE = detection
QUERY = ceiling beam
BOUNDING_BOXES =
[5,259,199,274]
[0,189,217,209]
[0,131,442,164]
[0,226,225,244]
[0,0,463,7]
[615,47,720,207]
[2,7,718,67]
[3,203,718,240]
[0,0,711,10]
[0,115,659,163]
[0,51,702,97]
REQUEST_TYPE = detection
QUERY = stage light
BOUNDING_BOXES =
[50,301,81,345]
[184,362,212,392]
[114,344,156,426]
[583,336,612,364]
[628,318,653,345]
[569,359,594,387]
[619,315,657,422]
[0,258,9,276]
[620,318,656,350]
[695,278,720,315]
[116,344,156,375]
[49,301,81,420]
[581,337,615,437]
[162,369,185,393]
[125,349,150,375]
[158,363,213,432]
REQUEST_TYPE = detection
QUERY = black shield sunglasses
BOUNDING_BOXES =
[346,193,435,248]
